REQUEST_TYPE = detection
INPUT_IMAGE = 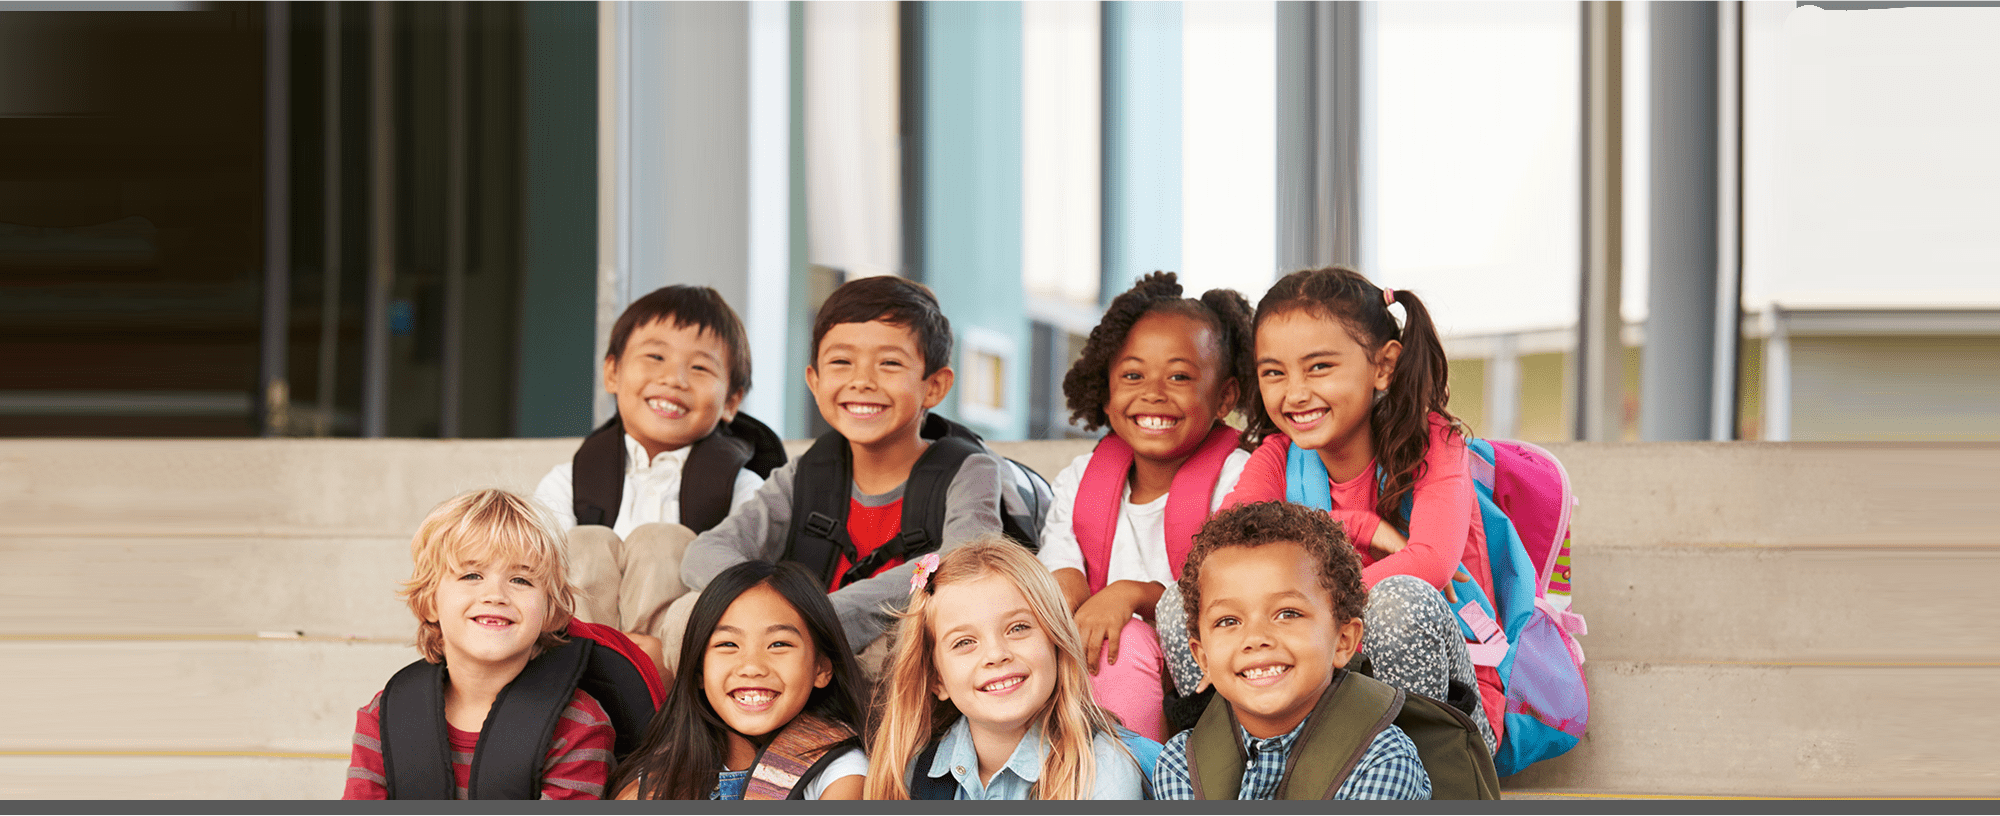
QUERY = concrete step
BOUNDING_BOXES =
[0,755,346,800]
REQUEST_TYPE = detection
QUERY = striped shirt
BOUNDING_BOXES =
[1151,719,1432,800]
[341,688,615,799]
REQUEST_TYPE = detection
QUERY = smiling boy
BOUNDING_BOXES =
[1151,500,1432,800]
[678,276,1005,661]
[534,286,784,661]
[343,489,615,799]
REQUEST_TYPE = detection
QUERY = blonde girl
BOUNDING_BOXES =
[862,538,1148,800]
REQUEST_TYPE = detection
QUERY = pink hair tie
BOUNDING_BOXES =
[1382,288,1397,307]
[909,553,942,595]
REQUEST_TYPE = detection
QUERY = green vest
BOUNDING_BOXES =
[1186,668,1501,800]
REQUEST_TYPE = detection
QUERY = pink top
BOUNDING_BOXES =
[1224,413,1482,593]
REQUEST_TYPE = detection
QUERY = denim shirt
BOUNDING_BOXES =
[918,716,1147,800]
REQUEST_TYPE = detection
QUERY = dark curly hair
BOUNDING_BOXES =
[1062,271,1254,432]
[1176,500,1366,641]
[1248,266,1462,531]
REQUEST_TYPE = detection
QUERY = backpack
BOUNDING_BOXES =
[1184,668,1500,800]
[741,713,861,800]
[1072,425,1240,592]
[571,411,788,534]
[1282,436,1589,777]
[379,620,665,799]
[783,413,1052,589]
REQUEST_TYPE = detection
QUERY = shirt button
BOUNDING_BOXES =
[955,766,966,776]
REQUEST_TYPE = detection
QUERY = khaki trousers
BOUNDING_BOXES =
[565,523,696,641]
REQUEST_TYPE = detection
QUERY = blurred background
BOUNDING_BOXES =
[3,0,1995,445]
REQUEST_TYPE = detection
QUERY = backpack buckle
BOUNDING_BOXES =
[803,511,839,540]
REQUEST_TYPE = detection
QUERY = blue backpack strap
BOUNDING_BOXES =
[1284,441,1334,511]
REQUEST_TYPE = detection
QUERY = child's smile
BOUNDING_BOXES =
[1191,540,1362,739]
[701,583,832,748]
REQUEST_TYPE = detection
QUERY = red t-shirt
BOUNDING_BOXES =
[829,496,905,590]
[341,686,614,799]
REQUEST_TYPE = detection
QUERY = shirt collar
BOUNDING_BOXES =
[926,716,1045,785]
[623,434,691,475]
[1237,716,1311,758]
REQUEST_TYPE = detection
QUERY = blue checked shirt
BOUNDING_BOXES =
[1150,718,1432,800]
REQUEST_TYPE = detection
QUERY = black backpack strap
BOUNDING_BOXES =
[679,428,754,535]
[838,414,977,587]
[781,432,857,586]
[727,411,789,479]
[783,740,860,800]
[571,414,627,529]
[465,637,593,799]
[907,740,957,800]
[380,659,455,800]
[569,630,662,762]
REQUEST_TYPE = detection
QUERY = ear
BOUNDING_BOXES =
[1216,377,1241,419]
[603,354,621,396]
[721,389,744,424]
[1331,616,1365,668]
[804,363,821,397]
[1372,340,1402,391]
[921,366,955,410]
[1189,634,1209,685]
[813,653,833,689]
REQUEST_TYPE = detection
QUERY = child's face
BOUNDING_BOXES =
[701,582,832,741]
[604,319,742,462]
[929,572,1058,745]
[1106,311,1237,467]
[1254,309,1400,460]
[805,319,951,454]
[1190,541,1364,739]
[429,553,555,675]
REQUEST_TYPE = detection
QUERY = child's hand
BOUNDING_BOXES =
[1073,581,1163,674]
[1369,523,1409,562]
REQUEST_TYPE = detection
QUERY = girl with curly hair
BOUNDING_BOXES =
[1035,271,1254,742]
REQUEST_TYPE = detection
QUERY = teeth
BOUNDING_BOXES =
[646,398,687,417]
[474,616,511,626]
[980,676,1024,693]
[732,690,774,706]
[1241,665,1287,679]
[845,404,884,418]
[1287,409,1328,424]
[1135,416,1179,431]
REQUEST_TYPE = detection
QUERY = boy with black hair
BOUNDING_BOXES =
[675,275,1006,667]
[533,285,785,656]
[1152,500,1435,800]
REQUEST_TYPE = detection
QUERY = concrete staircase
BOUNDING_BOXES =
[3,438,1994,799]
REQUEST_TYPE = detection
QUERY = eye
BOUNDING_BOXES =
[1211,615,1240,629]
[768,639,796,650]
[951,636,975,650]
[1119,371,1142,381]
[1168,372,1192,382]
[823,357,850,367]
[1308,361,1333,373]
[710,639,738,651]
[458,572,481,581]
[1258,366,1282,379]
[510,576,534,587]
[1277,608,1303,620]
[645,353,664,362]
[1007,622,1033,636]
[881,358,905,369]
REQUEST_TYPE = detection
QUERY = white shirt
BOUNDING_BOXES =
[534,434,764,538]
[1037,447,1250,588]
[802,747,869,800]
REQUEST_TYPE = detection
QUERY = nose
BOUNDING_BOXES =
[981,636,1014,667]
[1239,617,1276,651]
[1283,376,1310,406]
[659,364,689,388]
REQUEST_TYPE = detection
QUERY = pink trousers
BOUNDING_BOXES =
[1090,617,1168,743]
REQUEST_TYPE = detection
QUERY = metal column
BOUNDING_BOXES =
[1640,1,1723,441]
[1576,0,1624,442]
[1276,1,1371,272]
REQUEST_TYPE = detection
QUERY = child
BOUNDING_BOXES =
[342,489,616,800]
[1153,501,1431,800]
[1036,271,1254,742]
[607,560,869,800]
[1226,266,1496,750]
[677,276,1005,668]
[534,285,784,656]
[863,538,1150,800]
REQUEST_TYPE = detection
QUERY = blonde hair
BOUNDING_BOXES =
[399,488,577,663]
[862,536,1131,800]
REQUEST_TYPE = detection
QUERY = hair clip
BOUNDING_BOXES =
[909,553,942,596]
[1382,288,1397,307]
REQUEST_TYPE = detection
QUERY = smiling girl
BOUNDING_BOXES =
[607,561,869,800]
[1226,265,1498,751]
[863,538,1148,800]
[1037,271,1254,740]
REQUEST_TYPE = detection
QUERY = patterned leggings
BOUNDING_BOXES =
[1157,573,1497,754]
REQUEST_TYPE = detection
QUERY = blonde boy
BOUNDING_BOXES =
[342,489,615,800]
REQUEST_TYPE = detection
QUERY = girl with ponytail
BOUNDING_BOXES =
[1225,266,1500,753]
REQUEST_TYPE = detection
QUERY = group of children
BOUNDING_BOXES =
[345,265,1501,800]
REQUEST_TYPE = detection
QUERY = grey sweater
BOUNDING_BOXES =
[679,449,1005,649]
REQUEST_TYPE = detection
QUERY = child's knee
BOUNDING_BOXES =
[1363,574,1456,643]
[623,523,696,560]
